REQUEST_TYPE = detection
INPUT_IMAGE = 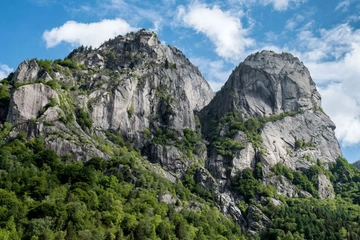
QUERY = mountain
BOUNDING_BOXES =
[200,50,341,200]
[1,29,360,239]
[5,29,214,174]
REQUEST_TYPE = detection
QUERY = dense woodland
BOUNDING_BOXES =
[2,55,360,239]
[0,123,247,239]
[2,119,360,239]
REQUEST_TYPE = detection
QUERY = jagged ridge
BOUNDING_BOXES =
[0,31,350,237]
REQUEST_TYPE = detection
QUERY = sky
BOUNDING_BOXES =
[1,0,360,162]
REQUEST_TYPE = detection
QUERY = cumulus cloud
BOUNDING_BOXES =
[261,0,306,11]
[177,3,254,62]
[295,24,360,146]
[43,18,136,48]
[285,13,306,31]
[0,64,13,80]
[297,24,357,62]
[190,57,233,91]
[335,0,351,11]
[319,83,360,146]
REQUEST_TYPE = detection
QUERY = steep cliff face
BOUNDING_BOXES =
[203,50,321,118]
[5,29,214,170]
[200,50,341,199]
[1,34,346,234]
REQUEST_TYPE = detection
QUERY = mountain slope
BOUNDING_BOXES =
[199,50,341,200]
[5,29,214,175]
[2,30,360,239]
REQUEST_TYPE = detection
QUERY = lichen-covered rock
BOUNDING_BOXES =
[12,59,52,84]
[318,173,335,199]
[246,204,271,233]
[261,110,341,169]
[201,49,341,186]
[202,50,321,118]
[6,83,59,124]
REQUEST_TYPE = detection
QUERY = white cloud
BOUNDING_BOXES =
[335,0,350,11]
[319,83,360,146]
[285,14,305,30]
[43,18,136,48]
[177,3,254,62]
[296,24,357,62]
[0,64,13,80]
[294,24,360,146]
[190,57,233,91]
[226,0,305,10]
[261,0,306,11]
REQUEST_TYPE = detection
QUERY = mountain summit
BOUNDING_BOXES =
[202,50,321,118]
[200,50,341,202]
[1,30,355,238]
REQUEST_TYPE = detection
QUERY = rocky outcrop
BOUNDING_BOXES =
[202,50,321,119]
[260,110,341,169]
[246,204,271,233]
[201,50,341,177]
[198,50,339,224]
[1,32,345,235]
[318,173,335,199]
[265,175,311,198]
[353,160,360,170]
[7,83,59,124]
[12,60,52,84]
[5,29,214,170]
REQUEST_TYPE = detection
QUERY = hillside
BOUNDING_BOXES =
[1,29,360,239]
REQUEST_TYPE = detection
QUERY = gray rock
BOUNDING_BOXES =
[150,144,189,174]
[202,50,320,118]
[246,204,271,232]
[12,59,52,83]
[260,110,341,170]
[6,83,59,124]
[158,193,178,204]
[6,29,214,168]
[200,50,341,208]
[353,160,360,170]
[318,173,335,199]
[219,192,247,227]
[265,175,301,197]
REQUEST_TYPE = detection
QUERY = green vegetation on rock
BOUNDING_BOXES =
[0,126,247,240]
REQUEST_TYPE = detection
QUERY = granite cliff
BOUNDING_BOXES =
[199,50,341,200]
[0,30,344,234]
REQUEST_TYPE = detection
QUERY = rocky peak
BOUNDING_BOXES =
[4,29,214,173]
[199,50,341,204]
[0,30,351,236]
[203,50,321,118]
[12,59,52,84]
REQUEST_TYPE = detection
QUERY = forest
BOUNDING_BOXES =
[0,123,246,239]
[2,118,360,239]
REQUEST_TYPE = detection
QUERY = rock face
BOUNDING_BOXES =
[7,83,59,123]
[203,50,321,118]
[260,110,340,169]
[5,29,214,170]
[1,34,345,235]
[12,60,52,84]
[200,50,341,201]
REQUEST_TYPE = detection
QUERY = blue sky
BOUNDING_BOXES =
[1,0,360,162]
